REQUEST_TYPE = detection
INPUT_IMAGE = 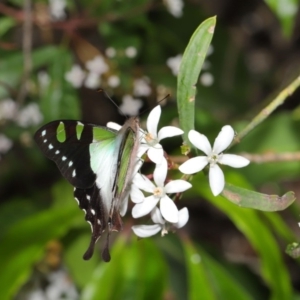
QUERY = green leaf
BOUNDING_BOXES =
[264,0,298,37]
[182,238,215,300]
[0,205,78,300]
[81,235,167,300]
[0,17,15,37]
[177,16,216,146]
[191,172,293,300]
[222,183,295,211]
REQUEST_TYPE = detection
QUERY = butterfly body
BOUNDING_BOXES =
[34,117,140,261]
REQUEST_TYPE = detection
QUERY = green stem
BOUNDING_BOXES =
[233,75,300,146]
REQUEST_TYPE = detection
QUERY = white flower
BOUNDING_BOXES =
[16,103,43,127]
[132,158,191,223]
[133,78,151,97]
[132,206,189,238]
[0,98,17,121]
[125,46,137,58]
[49,0,66,20]
[107,75,120,88]
[200,72,214,86]
[164,0,184,18]
[0,134,13,153]
[166,54,182,76]
[106,47,116,58]
[65,65,85,88]
[38,71,50,90]
[85,55,109,75]
[84,72,100,89]
[119,95,143,116]
[138,105,183,164]
[179,126,250,196]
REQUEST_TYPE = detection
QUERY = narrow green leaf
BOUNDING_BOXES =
[192,173,293,300]
[199,249,253,300]
[0,205,78,299]
[177,16,216,145]
[82,235,167,300]
[0,17,15,37]
[222,183,295,211]
[182,237,215,300]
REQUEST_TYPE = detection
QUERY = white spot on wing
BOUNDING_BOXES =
[77,121,84,126]
[69,161,73,167]
[48,144,54,150]
[41,130,46,136]
[55,150,60,154]
[97,219,101,225]
[43,139,47,143]
[74,197,79,205]
[86,195,91,201]
[87,221,93,232]
[62,156,67,161]
[91,209,95,215]
[72,169,76,177]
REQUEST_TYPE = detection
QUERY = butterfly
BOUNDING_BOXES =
[34,117,141,261]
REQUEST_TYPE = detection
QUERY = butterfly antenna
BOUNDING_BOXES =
[139,94,170,116]
[97,89,126,117]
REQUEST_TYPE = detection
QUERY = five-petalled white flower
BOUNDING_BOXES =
[179,125,250,196]
[132,206,189,238]
[132,158,191,223]
[138,105,184,164]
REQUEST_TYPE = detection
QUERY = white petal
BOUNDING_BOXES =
[119,194,129,217]
[132,224,162,238]
[164,180,192,193]
[153,157,168,186]
[130,185,144,203]
[179,156,208,174]
[106,122,121,131]
[157,126,183,141]
[147,146,164,164]
[188,130,212,155]
[132,196,159,218]
[219,154,250,168]
[137,144,149,158]
[147,105,161,136]
[160,196,179,223]
[151,207,165,224]
[209,164,225,196]
[133,173,155,193]
[213,125,234,154]
[175,207,189,228]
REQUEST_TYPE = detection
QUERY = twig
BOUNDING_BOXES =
[16,0,32,105]
[240,152,300,163]
[231,75,300,146]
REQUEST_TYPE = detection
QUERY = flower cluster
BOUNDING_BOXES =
[116,105,250,239]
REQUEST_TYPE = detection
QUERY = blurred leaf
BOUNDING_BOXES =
[0,46,65,98]
[182,238,215,300]
[190,172,293,300]
[222,183,295,211]
[0,17,15,37]
[39,48,80,122]
[0,205,78,300]
[81,235,167,300]
[200,247,254,299]
[177,16,216,145]
[264,0,298,37]
[65,233,100,288]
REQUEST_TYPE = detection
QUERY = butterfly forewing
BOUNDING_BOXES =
[34,120,117,189]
